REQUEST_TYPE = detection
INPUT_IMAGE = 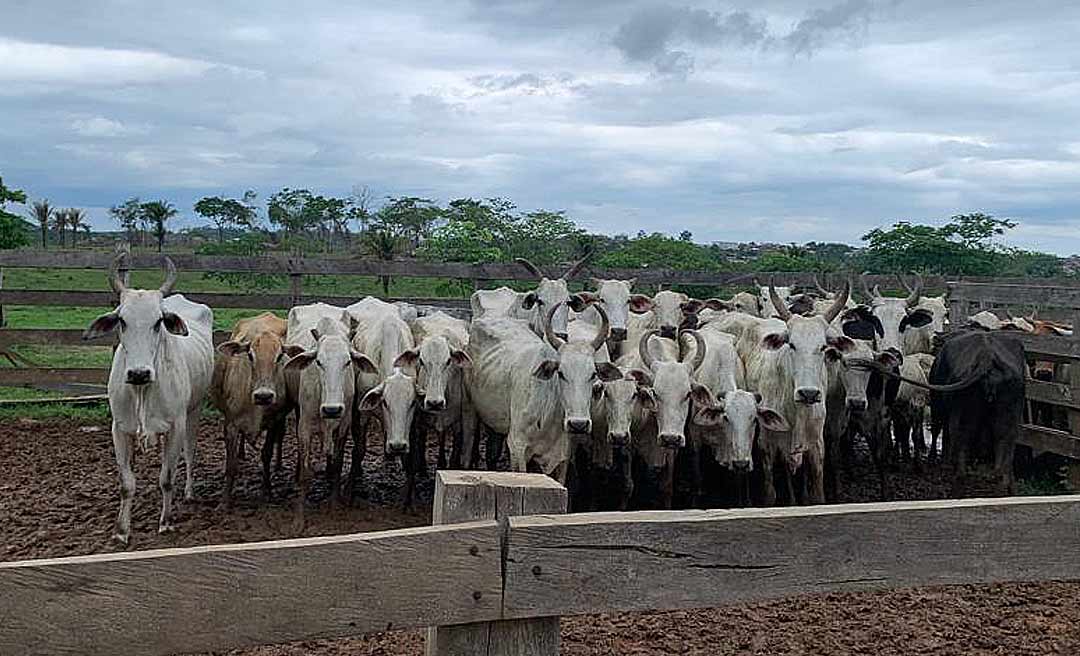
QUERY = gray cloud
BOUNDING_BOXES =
[784,0,874,56]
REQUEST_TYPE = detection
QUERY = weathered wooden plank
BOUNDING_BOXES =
[427,472,566,656]
[0,367,110,385]
[1014,333,1080,363]
[0,522,503,656]
[0,289,473,311]
[0,328,232,347]
[0,394,107,406]
[950,283,1080,309]
[1025,378,1080,410]
[502,496,1080,619]
[1020,424,1080,459]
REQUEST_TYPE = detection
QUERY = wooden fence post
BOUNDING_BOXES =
[288,248,303,308]
[426,471,566,656]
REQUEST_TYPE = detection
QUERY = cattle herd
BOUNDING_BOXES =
[83,255,1039,545]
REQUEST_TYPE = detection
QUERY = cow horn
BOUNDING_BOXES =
[159,256,178,296]
[108,254,127,295]
[823,281,851,324]
[682,329,706,373]
[905,271,923,309]
[515,257,543,279]
[544,302,565,349]
[896,273,912,294]
[562,251,593,280]
[813,274,829,297]
[768,282,792,321]
[590,303,611,352]
[639,329,659,372]
[859,272,880,300]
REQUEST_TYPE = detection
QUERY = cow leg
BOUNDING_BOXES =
[911,408,927,472]
[274,427,285,472]
[804,446,825,505]
[261,418,284,501]
[327,427,348,508]
[949,413,968,498]
[293,426,311,536]
[237,434,246,462]
[486,426,505,471]
[112,427,137,546]
[348,422,368,502]
[221,425,240,510]
[183,408,199,501]
[993,401,1021,496]
[758,447,776,507]
[689,445,704,509]
[893,413,911,466]
[158,428,184,534]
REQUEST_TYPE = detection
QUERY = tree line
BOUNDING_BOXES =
[0,172,1069,280]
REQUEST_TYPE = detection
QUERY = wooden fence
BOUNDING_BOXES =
[949,282,1080,460]
[1,472,1078,656]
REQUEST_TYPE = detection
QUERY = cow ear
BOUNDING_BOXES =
[521,292,540,310]
[217,340,249,357]
[754,392,763,404]
[573,292,599,310]
[681,299,704,314]
[873,317,885,337]
[450,349,472,368]
[358,385,384,412]
[284,351,317,371]
[827,334,855,352]
[876,350,900,369]
[283,344,307,358]
[635,386,657,411]
[762,332,788,350]
[629,294,653,314]
[692,406,725,426]
[704,298,733,312]
[533,359,559,380]
[824,347,843,363]
[351,351,378,374]
[757,407,790,432]
[903,308,933,330]
[595,362,623,383]
[161,312,189,336]
[627,368,653,387]
[83,312,122,340]
[841,319,876,341]
[394,348,420,369]
[690,382,718,408]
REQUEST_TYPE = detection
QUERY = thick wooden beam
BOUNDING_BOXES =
[1014,333,1080,363]
[1025,378,1080,411]
[0,367,109,385]
[0,289,473,311]
[0,522,502,656]
[1020,424,1080,460]
[427,471,567,656]
[502,496,1080,619]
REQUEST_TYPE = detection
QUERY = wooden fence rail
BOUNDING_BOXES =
[1,473,1079,656]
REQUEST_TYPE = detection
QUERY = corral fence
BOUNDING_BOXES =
[948,282,1080,461]
[1,471,1078,656]
[3,249,1080,397]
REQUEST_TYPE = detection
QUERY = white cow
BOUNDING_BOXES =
[858,273,936,355]
[714,285,853,505]
[284,304,376,531]
[467,303,620,483]
[83,257,214,545]
[469,256,591,339]
[575,277,653,358]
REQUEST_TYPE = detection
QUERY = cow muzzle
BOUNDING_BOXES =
[795,387,822,405]
[609,431,630,447]
[125,368,153,386]
[659,325,677,339]
[732,459,752,472]
[253,388,276,406]
[565,417,591,434]
[609,328,628,342]
[424,397,447,411]
[659,433,685,449]
[386,441,408,456]
[847,398,867,412]
[320,404,344,419]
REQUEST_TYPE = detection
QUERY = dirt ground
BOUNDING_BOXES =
[2,416,1078,655]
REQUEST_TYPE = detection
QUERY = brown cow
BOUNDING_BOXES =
[210,312,300,508]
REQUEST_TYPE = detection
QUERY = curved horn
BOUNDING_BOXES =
[905,271,923,309]
[896,273,912,294]
[822,281,851,324]
[562,251,593,280]
[514,257,543,279]
[590,303,611,352]
[108,254,127,295]
[859,272,879,300]
[813,274,829,297]
[768,282,792,321]
[158,256,178,296]
[682,329,706,373]
[543,302,565,350]
[639,329,659,372]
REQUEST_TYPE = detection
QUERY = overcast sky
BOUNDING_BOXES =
[3,1,1080,253]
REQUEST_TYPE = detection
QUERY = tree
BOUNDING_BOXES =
[860,214,1019,275]
[194,193,257,243]
[417,220,503,263]
[65,208,88,247]
[0,176,27,208]
[52,208,69,247]
[28,200,52,249]
[0,176,30,251]
[140,200,177,253]
[360,211,410,294]
[267,188,349,251]
[109,197,142,246]
[596,232,722,271]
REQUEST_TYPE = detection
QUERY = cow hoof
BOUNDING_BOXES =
[112,532,130,546]
[158,523,176,535]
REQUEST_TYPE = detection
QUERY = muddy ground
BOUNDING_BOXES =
[1,417,1077,655]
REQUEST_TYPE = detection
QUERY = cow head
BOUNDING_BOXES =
[358,369,419,455]
[834,338,900,414]
[516,257,584,340]
[538,302,622,435]
[83,256,186,386]
[285,318,376,425]
[729,291,762,317]
[757,282,793,320]
[646,290,702,339]
[594,373,655,448]
[859,272,934,353]
[763,282,855,406]
[394,335,470,412]
[701,390,788,471]
[630,329,718,449]
[577,278,651,342]
[218,330,302,406]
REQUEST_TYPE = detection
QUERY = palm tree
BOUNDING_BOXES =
[51,208,68,248]
[140,200,177,253]
[28,200,52,249]
[66,208,88,247]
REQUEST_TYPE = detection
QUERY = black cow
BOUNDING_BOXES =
[929,329,1026,496]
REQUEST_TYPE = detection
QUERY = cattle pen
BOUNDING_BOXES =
[1,471,1079,656]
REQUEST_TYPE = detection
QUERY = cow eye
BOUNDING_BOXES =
[788,343,797,352]
[557,371,566,381]
[315,360,324,369]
